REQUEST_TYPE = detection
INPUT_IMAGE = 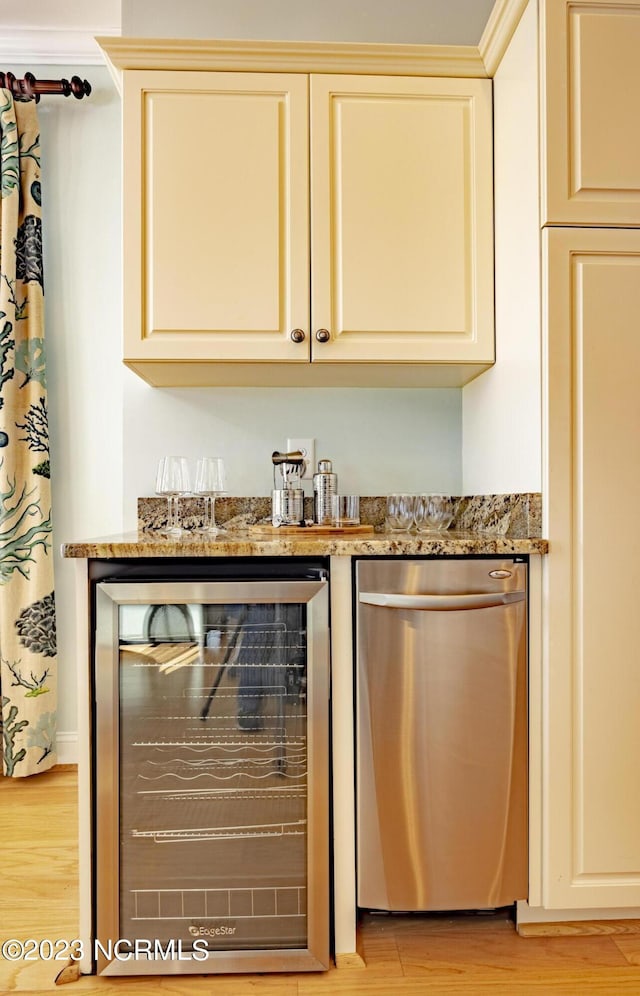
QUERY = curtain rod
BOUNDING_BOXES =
[0,71,91,102]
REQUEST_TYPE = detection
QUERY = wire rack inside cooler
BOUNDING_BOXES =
[131,819,307,843]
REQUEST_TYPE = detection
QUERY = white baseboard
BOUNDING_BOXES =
[517,900,640,923]
[56,731,78,765]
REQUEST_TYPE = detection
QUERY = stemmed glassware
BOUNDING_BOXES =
[156,456,191,536]
[194,457,227,534]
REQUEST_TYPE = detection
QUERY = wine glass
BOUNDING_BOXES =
[194,457,227,534]
[155,456,191,536]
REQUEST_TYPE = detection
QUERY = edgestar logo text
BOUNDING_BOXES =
[188,923,237,937]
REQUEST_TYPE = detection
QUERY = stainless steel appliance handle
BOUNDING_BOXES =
[359,590,526,611]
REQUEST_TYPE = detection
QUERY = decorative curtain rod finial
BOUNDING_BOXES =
[0,71,92,102]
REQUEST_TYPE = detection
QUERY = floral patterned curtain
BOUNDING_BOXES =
[0,90,56,776]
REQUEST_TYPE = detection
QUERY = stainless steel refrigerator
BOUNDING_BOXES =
[356,557,528,912]
[93,561,329,976]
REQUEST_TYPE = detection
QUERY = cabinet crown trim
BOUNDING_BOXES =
[96,35,488,85]
[479,0,530,76]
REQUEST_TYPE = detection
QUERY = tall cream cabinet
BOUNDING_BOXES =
[478,0,640,921]
[117,63,494,387]
[540,0,640,913]
[542,0,640,226]
[543,227,640,909]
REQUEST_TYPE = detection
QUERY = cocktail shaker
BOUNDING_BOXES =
[313,459,338,525]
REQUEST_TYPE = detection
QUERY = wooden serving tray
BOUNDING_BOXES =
[249,523,374,535]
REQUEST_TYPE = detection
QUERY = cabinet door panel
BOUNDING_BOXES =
[544,227,640,907]
[123,71,309,363]
[542,0,640,225]
[310,75,494,364]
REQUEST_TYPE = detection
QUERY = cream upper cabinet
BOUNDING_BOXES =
[542,0,640,226]
[544,226,640,908]
[122,71,310,370]
[120,65,494,386]
[310,75,494,366]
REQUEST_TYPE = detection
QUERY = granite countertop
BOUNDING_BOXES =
[61,528,548,558]
[61,493,548,558]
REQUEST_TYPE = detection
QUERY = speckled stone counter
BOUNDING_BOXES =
[61,529,547,559]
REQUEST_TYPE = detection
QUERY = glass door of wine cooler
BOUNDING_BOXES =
[94,579,329,976]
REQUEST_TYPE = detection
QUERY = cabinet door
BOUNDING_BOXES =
[542,0,640,226]
[310,75,494,364]
[544,227,640,907]
[123,71,309,365]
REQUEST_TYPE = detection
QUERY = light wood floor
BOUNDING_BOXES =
[3,768,640,994]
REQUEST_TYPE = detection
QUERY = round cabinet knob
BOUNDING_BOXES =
[290,328,305,343]
[315,328,331,343]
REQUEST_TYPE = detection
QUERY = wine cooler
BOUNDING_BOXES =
[92,560,329,976]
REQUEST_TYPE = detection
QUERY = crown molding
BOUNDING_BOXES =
[479,0,530,75]
[0,26,120,66]
[96,36,488,86]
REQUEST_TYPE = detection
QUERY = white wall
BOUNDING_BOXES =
[123,383,462,524]
[0,0,120,29]
[461,0,542,493]
[0,1,120,63]
[123,0,495,45]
